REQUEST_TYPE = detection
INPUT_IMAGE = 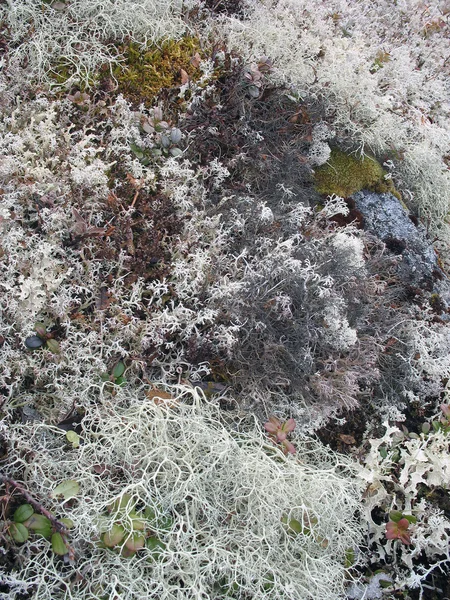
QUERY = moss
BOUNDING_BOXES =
[372,177,403,201]
[48,59,98,90]
[313,148,386,198]
[112,37,204,106]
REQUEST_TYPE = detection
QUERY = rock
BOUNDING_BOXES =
[352,191,450,312]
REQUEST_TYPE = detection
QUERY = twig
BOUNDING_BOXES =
[0,472,68,534]
[130,188,140,209]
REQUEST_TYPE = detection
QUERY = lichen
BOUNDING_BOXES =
[313,148,395,198]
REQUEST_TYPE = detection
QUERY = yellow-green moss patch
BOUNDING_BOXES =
[313,148,394,198]
[112,37,204,106]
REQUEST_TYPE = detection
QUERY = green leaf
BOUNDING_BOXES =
[45,339,61,354]
[125,532,145,553]
[10,522,29,543]
[51,532,68,555]
[421,422,431,434]
[129,511,146,531]
[379,446,388,459]
[130,143,144,159]
[146,535,165,557]
[24,514,52,539]
[66,430,80,448]
[287,518,303,534]
[344,548,355,568]
[391,449,401,462]
[108,493,134,514]
[13,504,34,523]
[144,506,156,521]
[403,515,417,524]
[34,322,47,339]
[51,479,80,500]
[59,518,74,529]
[432,420,441,432]
[103,524,125,548]
[389,510,403,523]
[281,515,303,535]
[170,147,183,158]
[114,376,126,386]
[112,361,125,378]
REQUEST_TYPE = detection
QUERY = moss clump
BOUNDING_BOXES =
[112,37,203,106]
[314,148,390,198]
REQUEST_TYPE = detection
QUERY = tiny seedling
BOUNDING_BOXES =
[24,322,61,354]
[7,478,79,556]
[98,492,169,559]
[385,511,416,545]
[264,416,296,454]
[101,361,126,386]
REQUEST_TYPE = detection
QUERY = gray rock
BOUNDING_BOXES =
[352,191,450,312]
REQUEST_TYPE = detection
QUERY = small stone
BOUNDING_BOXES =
[25,335,45,349]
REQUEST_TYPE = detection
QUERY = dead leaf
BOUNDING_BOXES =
[338,434,356,445]
[190,53,201,68]
[72,208,108,237]
[146,387,177,407]
[180,69,189,85]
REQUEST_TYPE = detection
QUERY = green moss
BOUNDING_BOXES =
[49,60,98,90]
[313,148,387,198]
[112,37,204,106]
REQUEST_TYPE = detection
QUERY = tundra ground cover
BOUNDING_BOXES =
[0,1,449,598]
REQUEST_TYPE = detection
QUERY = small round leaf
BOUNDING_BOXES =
[129,511,146,531]
[125,532,145,553]
[51,532,68,555]
[421,422,431,434]
[10,522,29,543]
[160,135,170,149]
[389,510,403,523]
[51,479,80,500]
[170,128,182,144]
[112,361,125,379]
[45,339,61,354]
[59,518,74,529]
[147,536,165,557]
[103,524,125,547]
[14,504,34,523]
[66,430,80,447]
[24,514,52,539]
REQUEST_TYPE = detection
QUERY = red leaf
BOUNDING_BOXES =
[282,418,296,433]
[386,519,411,545]
[282,440,296,454]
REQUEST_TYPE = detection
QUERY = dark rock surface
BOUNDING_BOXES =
[352,191,450,313]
